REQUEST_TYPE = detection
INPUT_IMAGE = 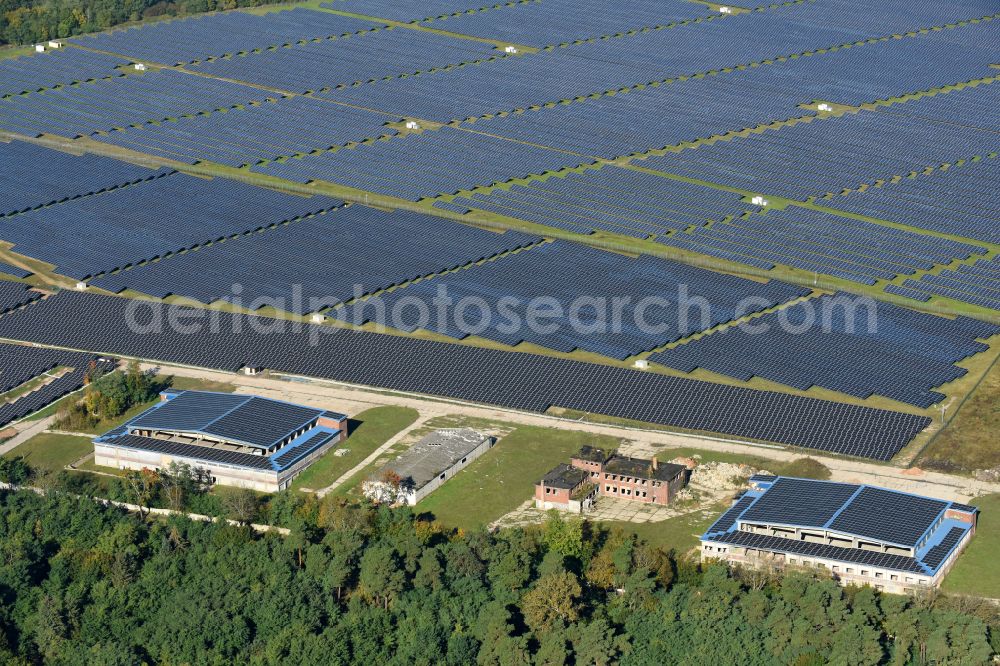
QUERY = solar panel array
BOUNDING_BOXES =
[459,73,816,160]
[104,434,275,470]
[0,343,93,391]
[0,342,115,427]
[327,0,708,43]
[920,527,966,570]
[70,8,385,66]
[343,240,810,359]
[255,126,597,200]
[824,157,1000,245]
[720,476,970,554]
[651,294,1000,407]
[329,0,993,49]
[325,2,998,124]
[202,397,325,448]
[272,431,336,470]
[91,206,540,312]
[0,0,997,463]
[0,283,41,314]
[187,24,500,93]
[713,530,927,574]
[0,262,32,279]
[449,166,753,237]
[0,69,273,140]
[130,391,249,432]
[891,256,1000,312]
[0,141,171,218]
[0,171,341,280]
[739,477,862,528]
[92,96,401,167]
[638,111,998,203]
[0,291,932,460]
[704,495,757,537]
[657,207,987,286]
[828,486,948,547]
[0,48,127,98]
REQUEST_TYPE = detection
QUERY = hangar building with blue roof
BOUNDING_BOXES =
[94,390,348,492]
[701,475,977,594]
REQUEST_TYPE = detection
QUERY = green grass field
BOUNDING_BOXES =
[415,425,626,529]
[917,355,1000,474]
[3,432,93,476]
[290,405,419,491]
[942,494,1000,598]
[600,501,728,553]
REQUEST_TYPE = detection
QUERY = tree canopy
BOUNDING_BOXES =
[0,489,995,664]
[1,0,293,47]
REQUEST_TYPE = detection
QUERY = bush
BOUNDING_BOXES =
[777,457,831,480]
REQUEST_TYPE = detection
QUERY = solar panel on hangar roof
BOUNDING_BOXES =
[739,477,861,529]
[715,531,926,574]
[705,495,756,536]
[921,527,965,570]
[202,397,322,448]
[110,434,274,470]
[828,486,948,547]
[273,431,335,469]
[128,391,248,432]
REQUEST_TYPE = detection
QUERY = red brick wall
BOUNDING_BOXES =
[317,416,348,441]
[945,509,976,525]
[536,484,572,503]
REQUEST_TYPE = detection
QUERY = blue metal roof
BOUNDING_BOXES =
[702,476,976,576]
[113,390,331,450]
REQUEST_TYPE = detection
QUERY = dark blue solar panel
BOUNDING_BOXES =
[107,434,274,470]
[272,430,336,469]
[128,391,248,432]
[739,478,860,528]
[920,527,965,570]
[828,486,947,547]
[712,531,926,574]
[705,495,756,536]
[203,397,321,448]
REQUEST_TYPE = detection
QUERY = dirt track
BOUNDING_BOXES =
[145,362,998,503]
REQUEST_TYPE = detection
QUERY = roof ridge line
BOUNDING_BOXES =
[191,390,255,432]
[822,484,867,530]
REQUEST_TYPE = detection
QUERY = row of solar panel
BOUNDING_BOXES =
[329,0,993,49]
[448,164,753,237]
[186,24,501,94]
[650,293,999,407]
[91,96,401,167]
[70,8,386,66]
[823,155,1000,245]
[0,282,41,314]
[0,48,126,98]
[0,154,343,280]
[341,240,810,360]
[0,343,115,427]
[0,69,275,140]
[889,256,1000,313]
[0,342,103,393]
[325,3,998,125]
[655,207,986,287]
[254,126,597,200]
[89,206,540,313]
[0,291,932,460]
[0,141,172,218]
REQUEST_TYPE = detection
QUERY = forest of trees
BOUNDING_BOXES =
[0,488,996,665]
[55,360,159,431]
[0,0,292,46]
